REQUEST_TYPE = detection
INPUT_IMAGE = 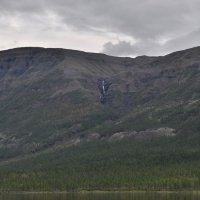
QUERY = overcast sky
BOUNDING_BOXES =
[1,0,200,57]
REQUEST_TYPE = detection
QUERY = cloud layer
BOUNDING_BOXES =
[1,0,200,57]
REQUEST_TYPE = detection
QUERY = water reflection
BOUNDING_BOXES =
[0,191,200,200]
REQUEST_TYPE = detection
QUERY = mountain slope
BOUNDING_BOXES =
[0,47,200,190]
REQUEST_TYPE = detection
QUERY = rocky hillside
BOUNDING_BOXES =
[0,46,200,161]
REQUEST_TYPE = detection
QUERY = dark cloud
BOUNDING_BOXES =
[1,0,200,56]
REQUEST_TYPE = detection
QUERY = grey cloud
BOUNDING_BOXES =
[103,41,135,57]
[52,0,200,39]
[102,40,163,57]
[1,0,200,56]
[0,0,43,14]
[164,29,200,53]
[103,28,200,57]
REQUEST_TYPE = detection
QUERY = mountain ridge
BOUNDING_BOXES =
[0,46,200,191]
[0,45,200,157]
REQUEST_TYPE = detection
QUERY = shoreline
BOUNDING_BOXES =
[1,190,200,194]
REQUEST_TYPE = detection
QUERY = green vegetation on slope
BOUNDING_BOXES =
[0,47,200,191]
[1,134,200,191]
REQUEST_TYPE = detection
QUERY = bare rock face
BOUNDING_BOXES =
[85,133,101,142]
[135,127,176,139]
[109,127,176,141]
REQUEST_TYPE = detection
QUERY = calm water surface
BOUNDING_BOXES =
[0,192,200,200]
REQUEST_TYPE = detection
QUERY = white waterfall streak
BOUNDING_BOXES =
[102,80,105,95]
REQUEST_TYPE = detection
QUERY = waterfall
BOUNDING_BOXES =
[102,80,105,95]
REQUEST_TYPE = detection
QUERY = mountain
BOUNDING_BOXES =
[0,46,200,191]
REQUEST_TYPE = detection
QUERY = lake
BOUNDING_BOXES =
[0,192,200,200]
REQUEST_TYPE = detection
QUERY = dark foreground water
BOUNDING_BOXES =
[0,192,200,200]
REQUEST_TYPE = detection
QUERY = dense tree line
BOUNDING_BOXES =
[1,135,200,191]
